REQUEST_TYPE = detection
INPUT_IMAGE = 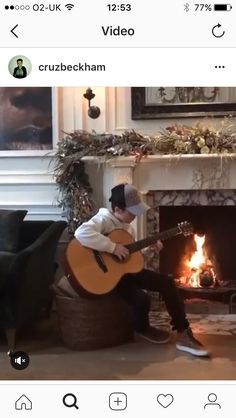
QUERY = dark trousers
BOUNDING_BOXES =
[116,269,189,333]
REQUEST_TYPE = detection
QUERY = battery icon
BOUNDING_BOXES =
[214,4,232,10]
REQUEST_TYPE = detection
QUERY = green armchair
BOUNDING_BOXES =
[0,219,67,351]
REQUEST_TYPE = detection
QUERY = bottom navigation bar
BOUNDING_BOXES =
[0,383,235,417]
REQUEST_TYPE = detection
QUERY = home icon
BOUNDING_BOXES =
[15,395,32,410]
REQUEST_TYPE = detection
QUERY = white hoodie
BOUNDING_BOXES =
[74,208,135,253]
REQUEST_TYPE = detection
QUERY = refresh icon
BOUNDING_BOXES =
[212,23,225,38]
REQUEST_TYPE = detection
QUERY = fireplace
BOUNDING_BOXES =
[145,188,236,276]
[144,191,236,310]
[97,154,236,312]
[159,206,236,284]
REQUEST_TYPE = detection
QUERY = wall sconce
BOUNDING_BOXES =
[83,87,101,119]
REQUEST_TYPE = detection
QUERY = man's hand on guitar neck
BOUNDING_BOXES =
[113,240,162,260]
[113,243,130,260]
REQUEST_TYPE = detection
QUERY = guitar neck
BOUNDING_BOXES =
[126,226,182,254]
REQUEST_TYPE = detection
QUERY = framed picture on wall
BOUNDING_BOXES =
[0,87,58,155]
[131,87,236,119]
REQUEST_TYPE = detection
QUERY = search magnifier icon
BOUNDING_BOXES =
[63,393,79,409]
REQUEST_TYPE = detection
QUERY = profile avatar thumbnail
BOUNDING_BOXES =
[8,55,32,79]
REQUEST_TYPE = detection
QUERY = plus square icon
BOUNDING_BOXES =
[109,392,127,410]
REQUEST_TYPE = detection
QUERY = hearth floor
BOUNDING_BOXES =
[1,313,236,380]
[150,312,236,336]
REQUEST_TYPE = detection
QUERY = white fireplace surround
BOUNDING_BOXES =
[85,154,236,241]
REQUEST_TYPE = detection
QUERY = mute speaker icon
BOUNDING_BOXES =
[10,351,30,370]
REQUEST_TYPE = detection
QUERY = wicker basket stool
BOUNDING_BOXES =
[56,294,134,350]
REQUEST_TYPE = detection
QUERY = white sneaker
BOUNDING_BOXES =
[176,327,210,357]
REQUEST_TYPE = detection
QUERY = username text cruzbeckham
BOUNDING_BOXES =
[38,62,106,72]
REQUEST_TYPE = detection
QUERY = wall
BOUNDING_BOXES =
[0,87,232,219]
[0,155,60,220]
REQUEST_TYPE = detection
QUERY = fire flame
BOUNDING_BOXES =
[187,235,205,270]
[180,234,216,288]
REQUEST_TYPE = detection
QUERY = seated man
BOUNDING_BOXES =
[72,183,210,357]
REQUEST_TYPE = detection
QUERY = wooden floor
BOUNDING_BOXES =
[1,313,236,380]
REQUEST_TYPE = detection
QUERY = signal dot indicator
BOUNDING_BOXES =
[5,4,15,9]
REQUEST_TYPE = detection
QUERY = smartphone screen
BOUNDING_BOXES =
[0,0,236,416]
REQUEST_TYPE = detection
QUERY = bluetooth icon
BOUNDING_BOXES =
[184,3,190,12]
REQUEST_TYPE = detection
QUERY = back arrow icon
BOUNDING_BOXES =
[212,23,225,38]
[11,24,18,38]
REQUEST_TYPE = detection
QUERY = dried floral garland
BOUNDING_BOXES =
[53,118,236,233]
[153,118,236,154]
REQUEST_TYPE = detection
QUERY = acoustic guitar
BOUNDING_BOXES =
[65,221,193,295]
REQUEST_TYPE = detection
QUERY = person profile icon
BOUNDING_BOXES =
[13,58,27,78]
[8,55,32,79]
[204,393,221,409]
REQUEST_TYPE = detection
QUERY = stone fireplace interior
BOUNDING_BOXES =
[159,205,236,283]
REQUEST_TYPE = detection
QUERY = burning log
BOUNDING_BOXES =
[199,270,214,287]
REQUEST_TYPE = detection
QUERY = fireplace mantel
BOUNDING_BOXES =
[85,154,236,240]
[104,154,236,189]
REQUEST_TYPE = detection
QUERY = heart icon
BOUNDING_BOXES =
[157,394,174,408]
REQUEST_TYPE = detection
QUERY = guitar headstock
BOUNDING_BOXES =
[178,221,193,237]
